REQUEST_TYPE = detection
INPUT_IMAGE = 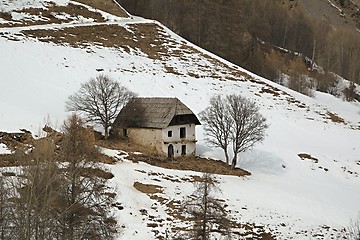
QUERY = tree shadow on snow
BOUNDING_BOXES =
[237,150,287,175]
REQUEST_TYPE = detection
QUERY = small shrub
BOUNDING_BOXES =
[288,74,314,97]
[343,83,360,102]
[316,72,339,95]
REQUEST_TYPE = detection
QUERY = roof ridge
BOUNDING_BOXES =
[113,97,200,129]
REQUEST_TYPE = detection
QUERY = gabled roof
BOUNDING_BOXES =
[113,97,201,129]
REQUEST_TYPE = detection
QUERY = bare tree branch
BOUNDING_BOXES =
[66,74,137,139]
[182,173,232,240]
[199,95,232,164]
[0,115,119,239]
[200,94,268,169]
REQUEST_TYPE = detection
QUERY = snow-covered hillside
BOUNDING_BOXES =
[1,1,360,239]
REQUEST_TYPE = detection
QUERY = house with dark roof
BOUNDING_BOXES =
[111,97,201,158]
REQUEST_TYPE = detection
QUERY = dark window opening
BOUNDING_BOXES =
[123,129,128,137]
[181,145,186,155]
[180,127,186,138]
[168,130,172,137]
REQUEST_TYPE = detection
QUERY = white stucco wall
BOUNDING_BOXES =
[127,128,163,153]
[125,124,197,158]
[163,124,196,142]
[162,124,197,158]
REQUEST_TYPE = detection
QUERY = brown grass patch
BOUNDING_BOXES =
[75,0,129,18]
[97,139,250,177]
[327,111,345,124]
[0,12,12,21]
[145,156,250,177]
[98,153,118,164]
[82,167,114,179]
[259,86,281,97]
[164,66,182,75]
[0,3,106,28]
[298,153,319,163]
[0,153,31,167]
[133,181,163,194]
[21,23,166,56]
[19,21,252,82]
[20,3,105,22]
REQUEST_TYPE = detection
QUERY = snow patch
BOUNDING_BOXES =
[0,143,11,154]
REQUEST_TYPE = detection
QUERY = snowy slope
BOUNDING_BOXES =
[1,1,360,239]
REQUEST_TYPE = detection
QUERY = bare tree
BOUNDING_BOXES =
[1,139,62,240]
[66,74,137,139]
[226,95,268,169]
[199,95,232,164]
[0,116,119,240]
[183,173,232,240]
[54,114,118,240]
[288,74,315,97]
[0,175,13,240]
[200,95,268,169]
[11,159,61,239]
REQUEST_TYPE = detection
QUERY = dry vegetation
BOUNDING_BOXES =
[119,0,360,98]
[132,172,275,240]
[0,2,106,28]
[97,139,251,177]
[133,181,163,194]
[298,153,319,163]
[18,21,250,81]
[75,0,129,18]
[327,111,346,124]
[0,0,129,28]
[0,125,250,177]
[0,115,119,239]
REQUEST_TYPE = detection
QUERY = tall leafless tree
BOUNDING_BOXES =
[1,139,63,240]
[54,114,118,240]
[66,74,137,139]
[199,95,232,165]
[200,94,268,169]
[12,159,61,239]
[120,0,360,91]
[183,173,232,240]
[0,115,119,240]
[226,95,268,168]
[0,175,12,239]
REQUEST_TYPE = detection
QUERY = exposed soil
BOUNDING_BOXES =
[298,153,319,163]
[0,0,128,28]
[75,0,129,18]
[17,21,251,82]
[327,111,345,124]
[97,139,251,177]
[0,3,106,28]
[133,171,274,240]
[133,181,163,194]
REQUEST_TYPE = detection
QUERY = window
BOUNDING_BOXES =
[123,129,128,137]
[180,127,186,138]
[168,130,172,137]
[181,145,186,155]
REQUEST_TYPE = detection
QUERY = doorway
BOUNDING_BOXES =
[168,144,174,158]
